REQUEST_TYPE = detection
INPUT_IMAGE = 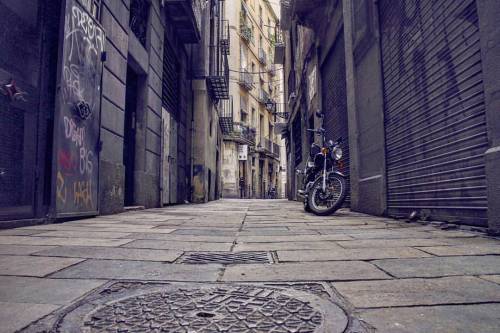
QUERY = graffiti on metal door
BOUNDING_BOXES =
[54,0,105,216]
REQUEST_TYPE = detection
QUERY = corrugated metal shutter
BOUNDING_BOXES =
[379,0,488,226]
[321,30,350,206]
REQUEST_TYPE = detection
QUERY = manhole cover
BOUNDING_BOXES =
[179,251,273,264]
[25,283,348,333]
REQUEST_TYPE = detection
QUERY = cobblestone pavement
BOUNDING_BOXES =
[1,199,500,332]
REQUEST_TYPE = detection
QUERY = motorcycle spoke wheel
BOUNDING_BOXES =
[311,177,343,212]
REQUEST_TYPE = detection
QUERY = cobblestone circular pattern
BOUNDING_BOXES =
[84,286,323,333]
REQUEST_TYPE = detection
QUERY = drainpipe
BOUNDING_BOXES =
[190,44,195,203]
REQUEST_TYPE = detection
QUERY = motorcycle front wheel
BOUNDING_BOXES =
[308,174,347,216]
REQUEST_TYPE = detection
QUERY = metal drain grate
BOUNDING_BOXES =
[179,251,273,264]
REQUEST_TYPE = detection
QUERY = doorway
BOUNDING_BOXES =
[123,67,138,206]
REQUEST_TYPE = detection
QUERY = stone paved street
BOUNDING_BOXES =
[1,199,500,332]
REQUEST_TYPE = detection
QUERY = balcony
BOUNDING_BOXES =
[258,48,267,65]
[238,69,254,91]
[273,103,290,120]
[240,23,253,44]
[225,122,256,145]
[258,89,270,105]
[207,45,230,100]
[220,19,230,55]
[163,0,201,43]
[218,97,233,135]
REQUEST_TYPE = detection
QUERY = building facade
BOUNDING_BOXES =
[281,0,500,233]
[220,0,284,199]
[0,0,224,226]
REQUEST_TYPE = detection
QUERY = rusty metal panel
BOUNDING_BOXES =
[52,0,105,217]
[379,0,487,225]
[321,31,350,206]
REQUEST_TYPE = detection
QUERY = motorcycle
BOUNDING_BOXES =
[297,112,347,215]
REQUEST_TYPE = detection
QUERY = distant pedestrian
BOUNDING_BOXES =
[239,177,245,198]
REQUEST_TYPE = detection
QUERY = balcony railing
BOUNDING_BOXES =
[218,97,233,135]
[220,19,230,55]
[238,69,254,91]
[207,45,230,100]
[163,0,201,43]
[258,89,270,105]
[226,122,256,145]
[240,23,253,44]
[258,48,267,65]
[273,103,290,119]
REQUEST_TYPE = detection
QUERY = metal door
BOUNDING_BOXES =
[379,0,488,225]
[0,1,41,219]
[321,31,350,206]
[52,0,105,217]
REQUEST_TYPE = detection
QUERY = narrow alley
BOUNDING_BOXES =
[0,200,499,332]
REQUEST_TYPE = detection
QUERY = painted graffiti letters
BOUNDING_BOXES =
[74,180,93,209]
[56,171,68,205]
[64,116,86,148]
[68,5,104,61]
[79,146,94,175]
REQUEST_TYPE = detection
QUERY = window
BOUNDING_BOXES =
[129,0,149,47]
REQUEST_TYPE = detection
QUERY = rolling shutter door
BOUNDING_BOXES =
[321,31,350,206]
[379,0,488,225]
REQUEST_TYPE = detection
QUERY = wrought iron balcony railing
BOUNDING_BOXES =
[220,19,230,55]
[258,48,267,65]
[218,96,233,135]
[258,89,270,105]
[240,23,253,44]
[226,122,256,145]
[238,69,254,91]
[207,45,230,100]
[273,103,290,120]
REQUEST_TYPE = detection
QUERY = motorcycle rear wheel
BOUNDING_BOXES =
[308,174,347,216]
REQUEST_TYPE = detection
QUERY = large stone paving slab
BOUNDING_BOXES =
[333,276,500,308]
[51,259,223,281]
[417,244,500,256]
[33,230,133,239]
[0,276,105,305]
[123,240,233,251]
[222,261,390,282]
[480,275,500,285]
[359,304,500,333]
[126,233,236,242]
[0,302,59,333]
[33,246,183,262]
[234,241,343,251]
[0,255,84,277]
[277,247,431,262]
[336,238,462,248]
[0,236,133,247]
[237,234,352,242]
[373,256,500,278]
[0,245,57,255]
[171,229,237,236]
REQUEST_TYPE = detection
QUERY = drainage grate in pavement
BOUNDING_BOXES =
[179,251,273,264]
[23,282,348,333]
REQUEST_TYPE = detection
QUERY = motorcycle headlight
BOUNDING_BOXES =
[332,146,343,160]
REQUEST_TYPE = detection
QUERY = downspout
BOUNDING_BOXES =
[190,44,195,203]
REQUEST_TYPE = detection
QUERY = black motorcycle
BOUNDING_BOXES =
[297,112,347,215]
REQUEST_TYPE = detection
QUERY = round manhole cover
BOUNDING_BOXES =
[52,284,347,333]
